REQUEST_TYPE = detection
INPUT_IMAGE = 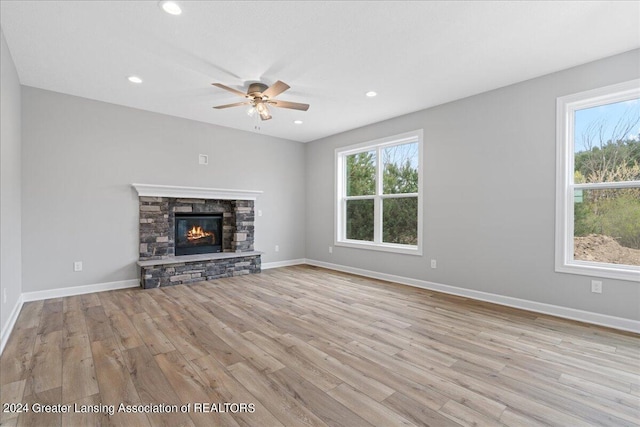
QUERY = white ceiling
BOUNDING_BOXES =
[1,1,639,143]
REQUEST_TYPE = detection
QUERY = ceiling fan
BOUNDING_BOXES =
[212,80,309,121]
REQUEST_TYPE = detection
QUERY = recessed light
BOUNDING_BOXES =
[159,1,182,15]
[366,91,377,97]
[293,120,303,125]
[128,75,143,84]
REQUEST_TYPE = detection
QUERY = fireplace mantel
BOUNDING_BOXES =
[132,183,263,200]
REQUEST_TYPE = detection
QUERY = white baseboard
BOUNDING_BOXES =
[305,259,640,334]
[21,279,140,302]
[262,258,306,270]
[1,294,24,355]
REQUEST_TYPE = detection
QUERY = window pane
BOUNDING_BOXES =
[383,197,418,245]
[346,151,376,196]
[383,142,419,194]
[574,187,640,266]
[346,199,374,241]
[574,98,640,183]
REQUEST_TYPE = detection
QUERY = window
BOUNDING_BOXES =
[556,80,640,282]
[336,130,423,255]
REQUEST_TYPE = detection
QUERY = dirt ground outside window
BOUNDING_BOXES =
[574,234,640,266]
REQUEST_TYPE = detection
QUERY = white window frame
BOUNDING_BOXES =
[335,130,423,256]
[555,79,640,282]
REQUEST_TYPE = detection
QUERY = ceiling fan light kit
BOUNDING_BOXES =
[212,80,309,122]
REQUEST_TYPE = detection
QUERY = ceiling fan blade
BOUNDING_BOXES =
[269,100,310,111]
[213,101,251,109]
[262,81,290,99]
[212,83,248,98]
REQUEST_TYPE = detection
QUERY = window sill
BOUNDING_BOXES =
[556,262,640,282]
[335,240,423,256]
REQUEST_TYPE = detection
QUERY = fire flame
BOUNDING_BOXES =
[187,226,214,241]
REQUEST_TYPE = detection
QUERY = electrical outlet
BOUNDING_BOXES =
[430,259,437,269]
[329,246,333,254]
[275,245,279,252]
[74,261,83,272]
[258,210,263,217]
[591,280,602,294]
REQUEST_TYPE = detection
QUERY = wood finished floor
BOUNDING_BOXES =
[1,265,639,427]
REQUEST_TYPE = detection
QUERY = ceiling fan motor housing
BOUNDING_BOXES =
[247,83,269,97]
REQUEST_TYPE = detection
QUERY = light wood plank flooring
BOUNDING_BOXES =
[1,265,639,426]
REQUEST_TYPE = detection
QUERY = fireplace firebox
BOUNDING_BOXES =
[175,213,222,256]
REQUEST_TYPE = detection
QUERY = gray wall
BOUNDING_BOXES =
[1,29,22,330]
[306,49,640,321]
[21,87,305,292]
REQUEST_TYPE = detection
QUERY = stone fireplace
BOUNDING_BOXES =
[133,184,263,288]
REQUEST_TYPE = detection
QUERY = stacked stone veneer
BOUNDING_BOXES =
[138,197,260,288]
[140,255,261,289]
[139,197,255,259]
